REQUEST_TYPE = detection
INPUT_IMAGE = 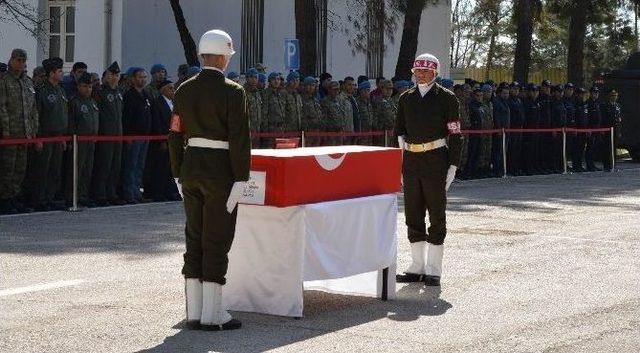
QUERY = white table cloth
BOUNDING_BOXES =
[222,194,398,317]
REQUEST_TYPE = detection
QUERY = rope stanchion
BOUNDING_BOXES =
[69,134,80,212]
[501,128,507,178]
[610,127,616,172]
[0,136,71,145]
[562,128,567,174]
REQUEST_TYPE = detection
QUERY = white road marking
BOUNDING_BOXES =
[0,279,86,297]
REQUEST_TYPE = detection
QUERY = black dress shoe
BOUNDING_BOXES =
[185,320,201,330]
[396,273,425,283]
[424,275,441,287]
[200,318,242,331]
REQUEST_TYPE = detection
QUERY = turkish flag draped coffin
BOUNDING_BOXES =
[240,146,402,207]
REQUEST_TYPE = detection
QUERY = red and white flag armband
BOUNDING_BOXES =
[447,120,461,134]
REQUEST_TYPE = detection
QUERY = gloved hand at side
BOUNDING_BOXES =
[445,165,457,191]
[174,178,183,198]
[226,181,247,213]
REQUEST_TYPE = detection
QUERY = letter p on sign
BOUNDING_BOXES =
[284,39,300,71]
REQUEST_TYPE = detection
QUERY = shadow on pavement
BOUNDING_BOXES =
[137,287,452,353]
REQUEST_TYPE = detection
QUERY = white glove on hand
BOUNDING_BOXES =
[397,136,405,150]
[445,165,457,192]
[226,181,247,214]
[174,178,183,198]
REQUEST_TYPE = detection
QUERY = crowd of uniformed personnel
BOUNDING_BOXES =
[0,48,624,215]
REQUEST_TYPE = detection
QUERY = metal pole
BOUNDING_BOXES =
[384,130,389,147]
[69,134,80,212]
[301,131,305,148]
[610,127,615,172]
[502,128,507,178]
[562,128,567,174]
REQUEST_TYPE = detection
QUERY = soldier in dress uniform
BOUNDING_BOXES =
[66,73,99,207]
[395,53,463,287]
[169,29,250,331]
[92,62,124,206]
[571,87,590,173]
[507,82,525,175]
[244,68,262,148]
[479,84,494,177]
[550,85,568,173]
[300,76,323,146]
[537,80,554,173]
[601,89,622,170]
[466,89,485,179]
[585,86,602,171]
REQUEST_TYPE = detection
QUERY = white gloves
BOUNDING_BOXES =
[445,165,457,192]
[174,178,183,198]
[226,181,247,213]
[397,136,405,150]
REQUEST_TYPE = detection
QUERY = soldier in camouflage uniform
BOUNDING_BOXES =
[355,80,374,145]
[392,80,413,108]
[479,84,494,176]
[261,72,287,147]
[454,85,470,178]
[300,77,323,146]
[284,71,302,132]
[92,62,123,206]
[32,66,46,90]
[321,81,351,145]
[0,49,38,214]
[144,64,167,100]
[373,80,396,146]
[66,73,99,206]
[31,57,68,211]
[244,68,262,148]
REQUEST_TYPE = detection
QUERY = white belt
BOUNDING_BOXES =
[403,138,447,153]
[187,138,229,150]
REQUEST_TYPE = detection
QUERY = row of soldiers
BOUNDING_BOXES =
[455,80,622,179]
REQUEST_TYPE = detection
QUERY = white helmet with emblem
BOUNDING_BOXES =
[412,53,440,73]
[198,29,236,56]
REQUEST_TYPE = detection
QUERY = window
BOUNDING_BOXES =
[48,1,76,63]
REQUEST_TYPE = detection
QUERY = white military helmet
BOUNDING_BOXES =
[198,29,236,56]
[412,53,439,73]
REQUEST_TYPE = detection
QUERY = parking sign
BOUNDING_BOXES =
[284,39,299,71]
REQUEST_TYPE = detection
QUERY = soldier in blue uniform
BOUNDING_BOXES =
[601,89,622,170]
[585,86,602,171]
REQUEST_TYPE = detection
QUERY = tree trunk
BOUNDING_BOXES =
[169,0,199,67]
[485,2,501,80]
[567,2,588,86]
[512,0,535,84]
[295,0,317,76]
[395,0,427,80]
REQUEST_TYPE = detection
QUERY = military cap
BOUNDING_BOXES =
[319,72,332,82]
[268,71,282,81]
[77,72,92,85]
[257,73,267,85]
[178,64,189,76]
[590,85,600,93]
[227,71,240,79]
[72,62,87,71]
[608,88,618,95]
[124,67,137,76]
[397,80,414,90]
[246,68,259,78]
[303,76,317,86]
[510,81,520,88]
[150,64,167,75]
[440,78,454,89]
[186,66,201,76]
[33,66,45,76]
[286,70,300,83]
[481,83,493,92]
[158,79,173,89]
[541,79,552,87]
[473,88,483,94]
[358,80,371,91]
[357,75,369,85]
[106,61,120,74]
[379,79,393,89]
[255,63,267,72]
[551,84,564,92]
[485,80,495,86]
[0,62,7,72]
[564,82,575,89]
[42,57,63,74]
[525,83,539,91]
[576,87,587,94]
[11,48,27,60]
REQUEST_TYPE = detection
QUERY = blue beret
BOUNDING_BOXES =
[150,64,166,75]
[441,79,454,89]
[394,80,413,89]
[268,71,282,81]
[258,73,267,84]
[358,81,371,90]
[246,68,259,78]
[227,71,239,79]
[287,70,300,83]
[481,84,493,92]
[303,76,317,86]
[186,66,201,76]
[125,67,137,76]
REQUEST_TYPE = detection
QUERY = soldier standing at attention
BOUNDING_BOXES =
[92,62,124,206]
[31,57,67,211]
[321,81,349,145]
[395,53,462,287]
[355,80,374,145]
[300,77,324,146]
[374,80,396,146]
[0,49,38,214]
[284,70,302,132]
[261,72,286,145]
[585,86,602,172]
[145,64,167,100]
[600,89,622,170]
[244,68,262,148]
[65,73,99,207]
[169,29,250,331]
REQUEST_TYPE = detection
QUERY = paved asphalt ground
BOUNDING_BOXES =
[1,162,639,353]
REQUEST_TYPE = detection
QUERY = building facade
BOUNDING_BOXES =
[1,0,451,79]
